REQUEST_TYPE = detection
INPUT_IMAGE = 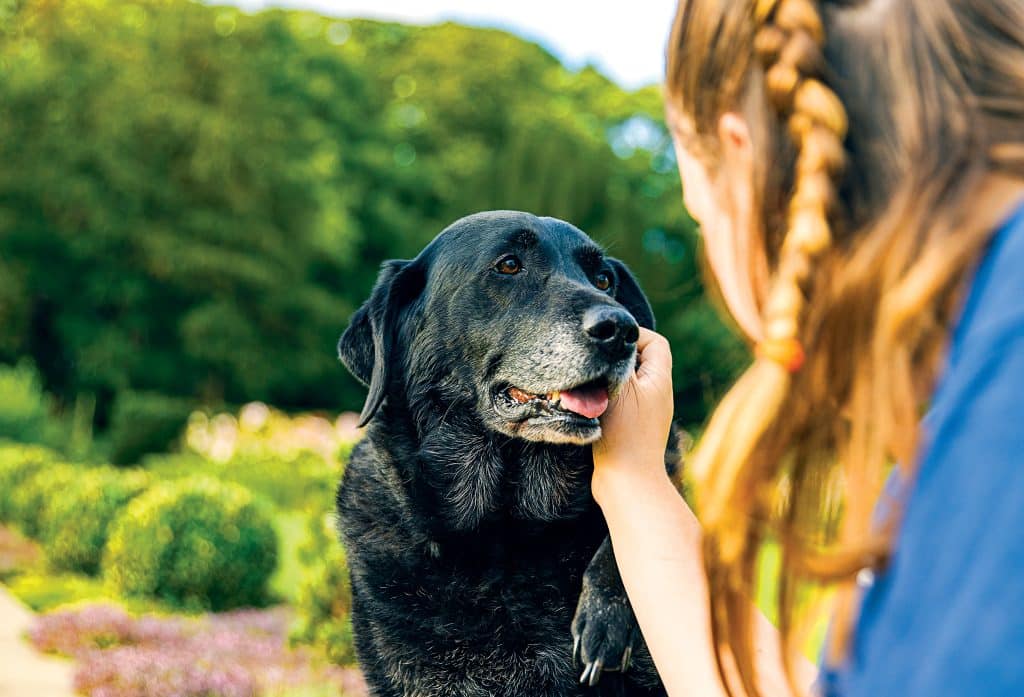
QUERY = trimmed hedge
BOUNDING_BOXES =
[291,511,355,665]
[103,476,277,611]
[41,469,150,575]
[8,463,80,538]
[145,451,337,512]
[0,442,61,522]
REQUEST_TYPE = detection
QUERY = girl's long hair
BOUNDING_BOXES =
[665,1,1024,694]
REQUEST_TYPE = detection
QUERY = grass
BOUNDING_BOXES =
[6,571,109,612]
[270,510,313,604]
[6,570,175,615]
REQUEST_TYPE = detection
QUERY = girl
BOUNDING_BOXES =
[593,1,1024,695]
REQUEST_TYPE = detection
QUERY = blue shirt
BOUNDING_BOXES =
[822,201,1024,696]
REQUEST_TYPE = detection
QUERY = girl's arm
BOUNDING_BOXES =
[592,328,816,697]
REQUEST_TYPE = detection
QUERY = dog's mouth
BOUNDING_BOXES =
[502,381,611,420]
[487,362,630,442]
[490,375,619,445]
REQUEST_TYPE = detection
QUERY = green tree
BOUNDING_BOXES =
[0,0,746,432]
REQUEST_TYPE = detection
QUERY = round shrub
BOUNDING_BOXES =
[0,442,60,522]
[41,469,150,575]
[8,463,80,538]
[103,476,277,611]
[291,511,356,665]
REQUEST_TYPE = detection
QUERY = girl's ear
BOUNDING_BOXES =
[718,111,754,157]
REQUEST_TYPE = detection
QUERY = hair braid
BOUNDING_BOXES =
[669,0,1024,694]
[688,1,851,694]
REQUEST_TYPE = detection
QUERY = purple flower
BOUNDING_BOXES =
[73,645,259,697]
[28,604,134,656]
[30,603,368,696]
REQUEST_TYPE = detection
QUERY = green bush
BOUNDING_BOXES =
[145,451,338,512]
[291,510,356,665]
[0,442,61,522]
[103,476,278,611]
[107,391,193,465]
[8,463,80,538]
[41,469,150,575]
[0,363,64,448]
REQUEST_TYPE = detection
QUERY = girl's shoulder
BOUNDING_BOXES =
[926,200,1024,437]
[948,200,1024,362]
[834,201,1024,697]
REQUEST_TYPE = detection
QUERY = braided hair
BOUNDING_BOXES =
[682,2,864,693]
[693,0,847,538]
[668,0,1024,693]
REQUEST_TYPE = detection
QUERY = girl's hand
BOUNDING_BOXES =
[592,328,675,501]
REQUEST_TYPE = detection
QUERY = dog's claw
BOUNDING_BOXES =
[572,582,638,684]
[579,660,603,686]
[573,538,646,688]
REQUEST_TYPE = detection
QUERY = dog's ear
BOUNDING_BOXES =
[338,259,425,427]
[608,258,655,331]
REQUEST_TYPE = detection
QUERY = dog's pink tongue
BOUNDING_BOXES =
[559,386,610,419]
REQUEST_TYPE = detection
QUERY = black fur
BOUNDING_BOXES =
[337,211,676,696]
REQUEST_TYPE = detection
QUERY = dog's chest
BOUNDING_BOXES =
[374,538,595,696]
[413,526,595,628]
[341,438,615,695]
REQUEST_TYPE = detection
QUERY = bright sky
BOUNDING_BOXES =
[221,0,679,89]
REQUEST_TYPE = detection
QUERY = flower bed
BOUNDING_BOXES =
[29,603,367,697]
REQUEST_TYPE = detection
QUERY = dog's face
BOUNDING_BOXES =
[338,211,654,446]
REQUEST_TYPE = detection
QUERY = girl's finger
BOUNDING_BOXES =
[636,328,672,378]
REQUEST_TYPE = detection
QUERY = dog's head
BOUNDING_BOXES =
[338,211,654,446]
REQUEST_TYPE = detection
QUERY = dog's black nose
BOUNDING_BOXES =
[583,306,639,358]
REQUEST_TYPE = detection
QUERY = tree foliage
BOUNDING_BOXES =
[0,0,746,428]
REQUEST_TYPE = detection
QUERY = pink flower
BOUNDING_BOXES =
[31,603,368,697]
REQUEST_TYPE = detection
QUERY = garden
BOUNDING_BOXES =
[0,358,829,697]
[0,1,757,694]
[0,364,366,696]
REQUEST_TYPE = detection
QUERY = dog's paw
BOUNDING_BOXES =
[571,578,639,687]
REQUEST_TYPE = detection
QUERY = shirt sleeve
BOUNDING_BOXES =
[841,326,1024,696]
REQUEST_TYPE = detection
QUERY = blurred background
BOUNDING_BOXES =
[0,1,751,695]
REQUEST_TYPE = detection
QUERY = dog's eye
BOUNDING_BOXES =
[594,271,612,291]
[495,256,522,275]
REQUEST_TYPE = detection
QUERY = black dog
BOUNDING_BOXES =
[337,211,676,696]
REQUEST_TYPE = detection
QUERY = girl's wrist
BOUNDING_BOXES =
[592,460,704,570]
[591,457,678,510]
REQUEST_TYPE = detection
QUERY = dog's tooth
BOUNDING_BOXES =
[549,391,561,403]
[508,387,534,404]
